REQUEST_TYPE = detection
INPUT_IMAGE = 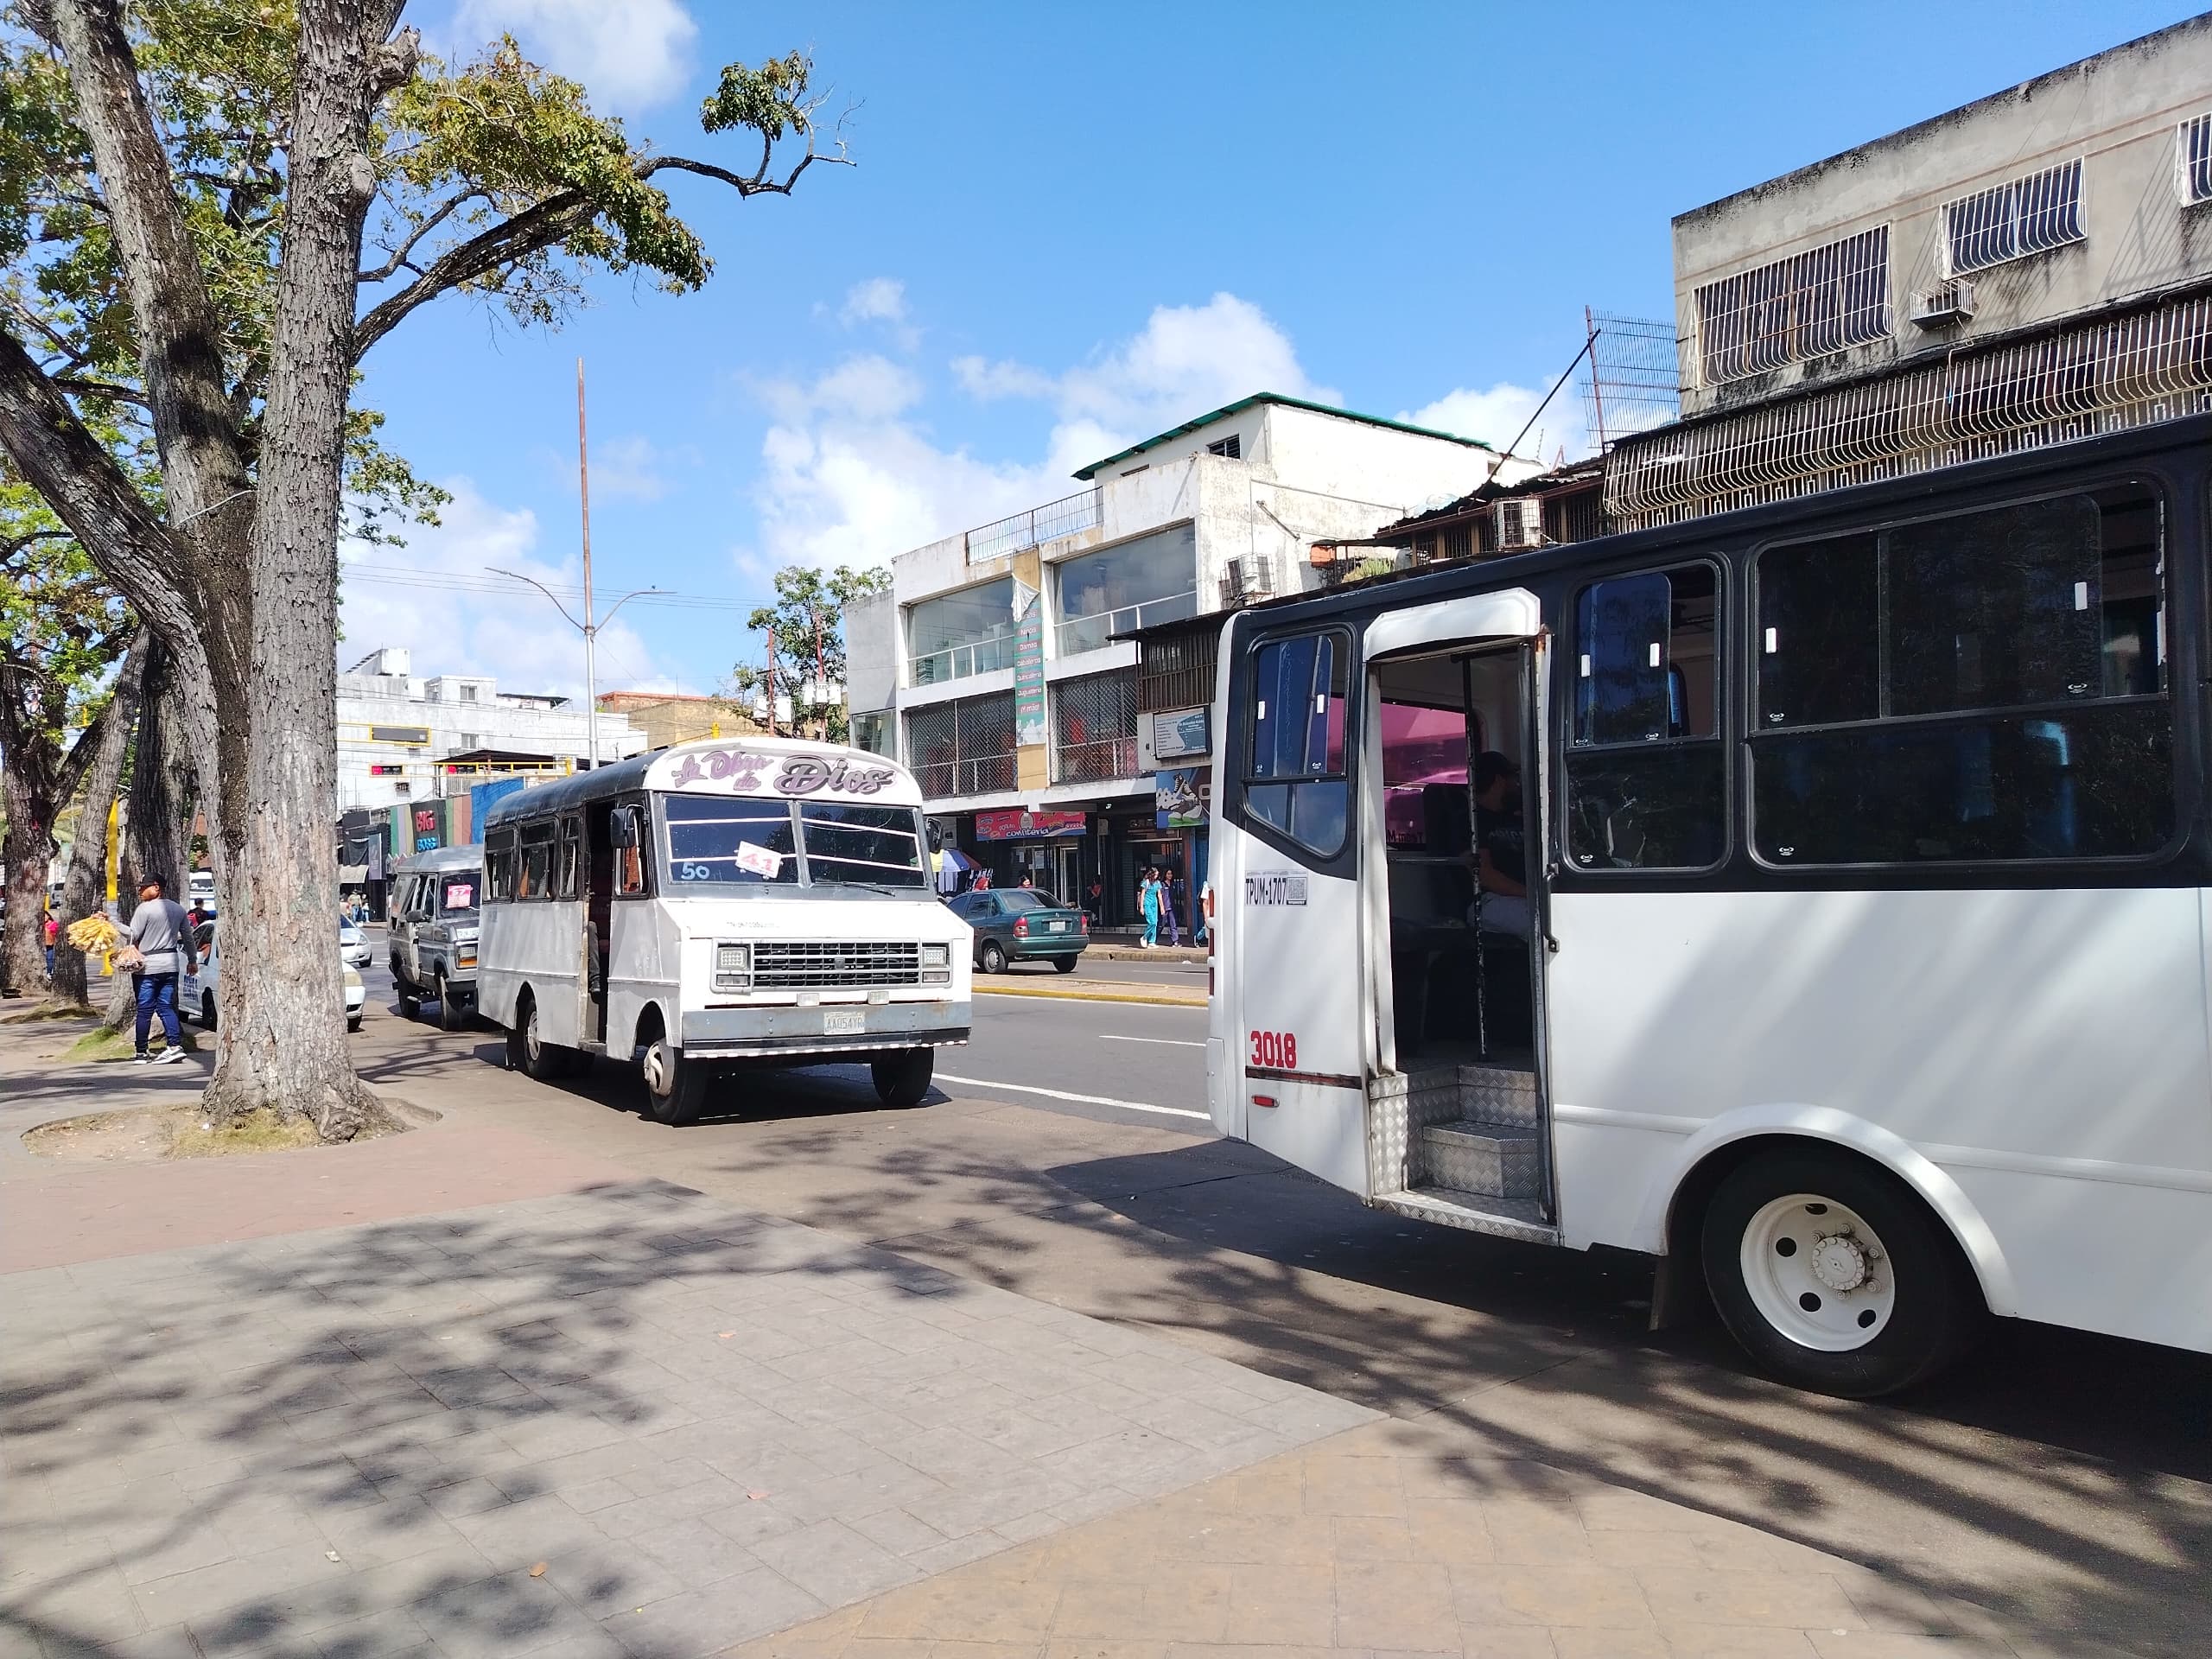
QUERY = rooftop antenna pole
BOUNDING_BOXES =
[578,358,599,772]
[1483,332,1598,487]
[1585,305,1608,453]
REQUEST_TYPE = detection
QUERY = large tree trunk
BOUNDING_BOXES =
[200,2,401,1138]
[0,763,53,998]
[50,637,145,1009]
[124,639,194,902]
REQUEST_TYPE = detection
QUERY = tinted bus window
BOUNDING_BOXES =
[1246,631,1351,857]
[1753,485,2172,865]
[1567,562,1725,870]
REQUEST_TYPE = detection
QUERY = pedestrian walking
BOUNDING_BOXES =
[1140,867,1161,948]
[42,910,59,975]
[124,875,196,1065]
[1162,871,1182,947]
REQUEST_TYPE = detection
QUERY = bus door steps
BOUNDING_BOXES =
[1370,1062,1539,1127]
[1419,1121,1542,1201]
[1376,1187,1557,1246]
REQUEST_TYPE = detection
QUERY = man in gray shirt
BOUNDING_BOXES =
[126,875,197,1064]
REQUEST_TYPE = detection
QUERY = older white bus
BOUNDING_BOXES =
[480,737,971,1123]
[1207,415,2212,1395]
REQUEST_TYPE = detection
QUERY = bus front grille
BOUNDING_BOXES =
[753,941,922,990]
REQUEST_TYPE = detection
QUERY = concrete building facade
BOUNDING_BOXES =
[1611,17,2212,530]
[335,647,644,813]
[847,394,1525,925]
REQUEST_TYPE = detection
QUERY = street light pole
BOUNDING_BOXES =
[578,359,598,770]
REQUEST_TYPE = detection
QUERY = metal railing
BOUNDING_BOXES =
[1052,737,1141,785]
[966,488,1103,564]
[911,754,1017,798]
[1053,588,1198,657]
[907,632,1015,687]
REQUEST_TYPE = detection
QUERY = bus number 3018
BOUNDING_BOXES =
[1249,1030,1297,1070]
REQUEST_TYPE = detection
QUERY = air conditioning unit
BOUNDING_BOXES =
[1910,278,1977,327]
[1220,556,1274,607]
[1493,497,1545,550]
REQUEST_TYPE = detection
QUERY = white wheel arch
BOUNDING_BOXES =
[1635,1103,2019,1319]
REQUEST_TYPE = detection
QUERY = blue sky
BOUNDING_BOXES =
[342,0,2202,701]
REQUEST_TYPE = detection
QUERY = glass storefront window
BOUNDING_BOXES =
[907,578,1014,685]
[1052,526,1198,655]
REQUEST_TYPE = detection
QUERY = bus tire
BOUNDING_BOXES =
[505,992,573,1084]
[978,940,1007,975]
[435,973,467,1032]
[641,1033,709,1125]
[871,1047,933,1108]
[1700,1145,1983,1399]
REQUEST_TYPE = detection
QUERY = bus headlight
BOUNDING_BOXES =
[713,941,750,993]
[921,942,950,985]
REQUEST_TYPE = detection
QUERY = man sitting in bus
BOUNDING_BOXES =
[1464,752,1529,940]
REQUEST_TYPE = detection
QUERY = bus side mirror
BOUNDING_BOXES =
[610,807,639,849]
[927,823,944,853]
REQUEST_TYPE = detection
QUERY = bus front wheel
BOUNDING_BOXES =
[871,1047,933,1108]
[641,1034,710,1125]
[1700,1146,1982,1399]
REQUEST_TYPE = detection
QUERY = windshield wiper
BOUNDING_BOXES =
[814,877,899,897]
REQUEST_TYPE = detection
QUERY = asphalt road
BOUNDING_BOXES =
[352,931,2211,1656]
[975,953,1211,988]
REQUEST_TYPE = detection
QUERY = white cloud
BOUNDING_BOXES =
[451,0,697,111]
[836,277,920,353]
[585,435,671,502]
[339,479,692,702]
[1405,382,1590,465]
[742,291,1335,576]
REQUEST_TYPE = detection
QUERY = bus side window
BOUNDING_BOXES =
[1566,561,1726,871]
[555,817,582,900]
[484,830,515,900]
[518,823,554,899]
[1245,630,1351,858]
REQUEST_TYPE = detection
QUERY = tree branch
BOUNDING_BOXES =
[358,188,481,283]
[48,0,251,520]
[0,327,198,645]
[53,375,152,408]
[54,625,139,805]
[352,188,592,363]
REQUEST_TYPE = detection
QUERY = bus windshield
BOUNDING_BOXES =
[659,794,928,891]
[798,803,929,888]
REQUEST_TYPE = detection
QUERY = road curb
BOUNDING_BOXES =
[973,981,1207,1008]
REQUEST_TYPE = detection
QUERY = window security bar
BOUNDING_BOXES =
[1943,158,2084,275]
[1607,292,2212,531]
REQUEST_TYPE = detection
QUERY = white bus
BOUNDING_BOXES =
[479,737,971,1123]
[1206,416,2212,1395]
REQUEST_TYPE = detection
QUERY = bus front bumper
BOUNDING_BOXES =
[680,998,970,1060]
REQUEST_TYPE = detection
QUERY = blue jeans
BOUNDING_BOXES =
[135,972,181,1052]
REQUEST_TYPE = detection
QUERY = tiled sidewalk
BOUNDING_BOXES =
[729,1416,2044,1659]
[1,1183,1372,1657]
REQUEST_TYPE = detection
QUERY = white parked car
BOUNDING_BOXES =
[184,919,365,1033]
[338,912,372,969]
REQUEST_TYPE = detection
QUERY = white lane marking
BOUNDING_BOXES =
[1100,1035,1205,1048]
[936,1072,1211,1122]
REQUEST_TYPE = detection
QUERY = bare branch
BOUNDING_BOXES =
[352,188,592,363]
[53,375,151,408]
[358,189,483,284]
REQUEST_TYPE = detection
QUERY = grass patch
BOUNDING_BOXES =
[60,1025,200,1063]
[168,1108,321,1159]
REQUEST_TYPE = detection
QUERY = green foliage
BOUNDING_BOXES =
[725,563,888,742]
[700,52,817,144]
[0,461,131,786]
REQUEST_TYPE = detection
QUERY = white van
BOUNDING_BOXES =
[477,736,972,1123]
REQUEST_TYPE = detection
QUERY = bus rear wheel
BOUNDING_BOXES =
[641,1033,710,1125]
[505,994,574,1084]
[1700,1146,1982,1399]
[871,1047,933,1108]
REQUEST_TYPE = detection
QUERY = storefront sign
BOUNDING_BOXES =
[412,805,442,855]
[1012,584,1046,746]
[975,809,1087,841]
[1152,707,1210,760]
[1155,768,1209,830]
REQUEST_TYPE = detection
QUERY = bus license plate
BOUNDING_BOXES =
[824,1009,865,1035]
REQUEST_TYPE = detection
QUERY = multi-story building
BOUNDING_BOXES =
[1611,15,2212,529]
[335,646,643,812]
[847,394,1527,925]
[595,690,761,753]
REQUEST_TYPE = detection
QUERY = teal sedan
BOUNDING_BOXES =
[947,887,1088,973]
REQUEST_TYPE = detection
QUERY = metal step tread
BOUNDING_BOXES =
[1422,1119,1540,1151]
[1376,1185,1557,1244]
